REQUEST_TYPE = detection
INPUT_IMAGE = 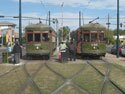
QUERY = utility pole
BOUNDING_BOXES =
[106,14,110,31]
[106,14,110,44]
[61,2,64,41]
[55,19,59,47]
[79,11,81,27]
[116,0,120,58]
[48,11,51,26]
[19,0,22,45]
[82,12,84,26]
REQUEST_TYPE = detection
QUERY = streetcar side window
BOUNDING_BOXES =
[34,33,41,42]
[91,33,97,42]
[27,33,33,42]
[42,33,49,41]
[83,34,90,42]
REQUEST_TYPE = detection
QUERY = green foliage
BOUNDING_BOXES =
[113,29,125,35]
[58,26,70,41]
[105,30,115,44]
[21,37,26,44]
[105,29,125,44]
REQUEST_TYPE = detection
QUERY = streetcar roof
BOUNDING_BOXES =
[77,23,106,31]
[25,23,55,32]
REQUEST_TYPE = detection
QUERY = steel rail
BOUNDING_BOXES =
[87,59,125,94]
[23,64,42,94]
[44,62,66,80]
[0,66,19,77]
[45,62,90,94]
[71,82,91,94]
[16,60,45,94]
[100,58,111,94]
[101,58,125,94]
[0,63,24,77]
[86,60,105,94]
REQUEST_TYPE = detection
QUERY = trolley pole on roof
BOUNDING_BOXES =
[19,0,22,45]
[116,0,120,58]
[89,17,99,23]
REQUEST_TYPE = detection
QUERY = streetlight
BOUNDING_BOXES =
[61,2,64,41]
[116,0,119,58]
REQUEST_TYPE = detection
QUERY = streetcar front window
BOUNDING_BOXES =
[91,33,97,42]
[35,33,41,42]
[42,33,49,41]
[27,33,33,42]
[83,34,90,42]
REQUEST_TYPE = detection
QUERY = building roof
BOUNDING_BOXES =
[0,21,16,26]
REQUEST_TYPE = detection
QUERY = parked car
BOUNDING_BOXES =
[111,45,123,55]
[121,45,125,56]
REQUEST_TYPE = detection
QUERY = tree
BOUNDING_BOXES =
[105,29,115,44]
[58,26,70,42]
[113,29,125,35]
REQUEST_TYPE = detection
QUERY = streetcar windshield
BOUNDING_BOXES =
[27,33,33,42]
[91,33,97,42]
[42,33,49,41]
[83,34,90,42]
[34,33,41,42]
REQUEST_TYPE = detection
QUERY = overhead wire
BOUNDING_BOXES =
[1,17,125,20]
[40,0,49,24]
[83,0,92,11]
[81,0,93,25]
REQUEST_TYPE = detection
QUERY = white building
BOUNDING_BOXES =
[0,21,16,45]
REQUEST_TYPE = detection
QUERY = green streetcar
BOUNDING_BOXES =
[25,23,56,59]
[71,23,107,58]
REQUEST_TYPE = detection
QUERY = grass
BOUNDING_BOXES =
[89,61,125,91]
[22,84,39,94]
[0,65,15,74]
[73,64,104,94]
[0,61,125,94]
[109,64,125,90]
[103,82,123,94]
[57,85,83,94]
[0,66,28,94]
[46,63,85,78]
[25,61,44,76]
[34,67,64,94]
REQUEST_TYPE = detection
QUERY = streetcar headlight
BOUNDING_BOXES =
[36,46,39,50]
[93,46,96,49]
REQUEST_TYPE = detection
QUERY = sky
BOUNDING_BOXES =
[0,0,125,32]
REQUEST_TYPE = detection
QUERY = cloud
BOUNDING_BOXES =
[13,12,110,30]
[13,12,82,30]
[20,12,80,30]
[13,0,125,10]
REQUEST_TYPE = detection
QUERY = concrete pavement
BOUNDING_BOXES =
[105,53,125,66]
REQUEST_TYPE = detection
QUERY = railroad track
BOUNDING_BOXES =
[45,62,91,94]
[87,57,125,94]
[16,60,90,94]
[15,60,46,94]
[1,58,125,94]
